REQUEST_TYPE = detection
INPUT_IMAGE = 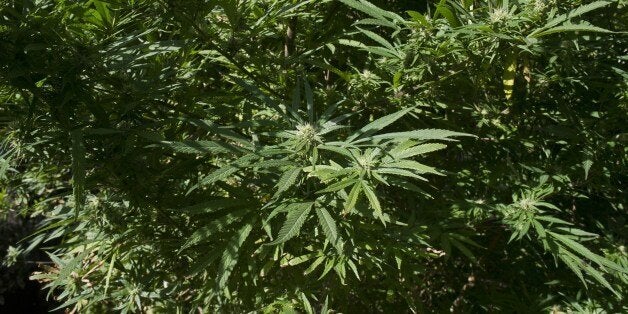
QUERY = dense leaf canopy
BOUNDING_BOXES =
[1,0,627,312]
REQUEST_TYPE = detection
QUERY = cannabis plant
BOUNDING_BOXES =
[0,0,626,312]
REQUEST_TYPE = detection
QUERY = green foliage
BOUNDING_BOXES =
[0,0,626,312]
